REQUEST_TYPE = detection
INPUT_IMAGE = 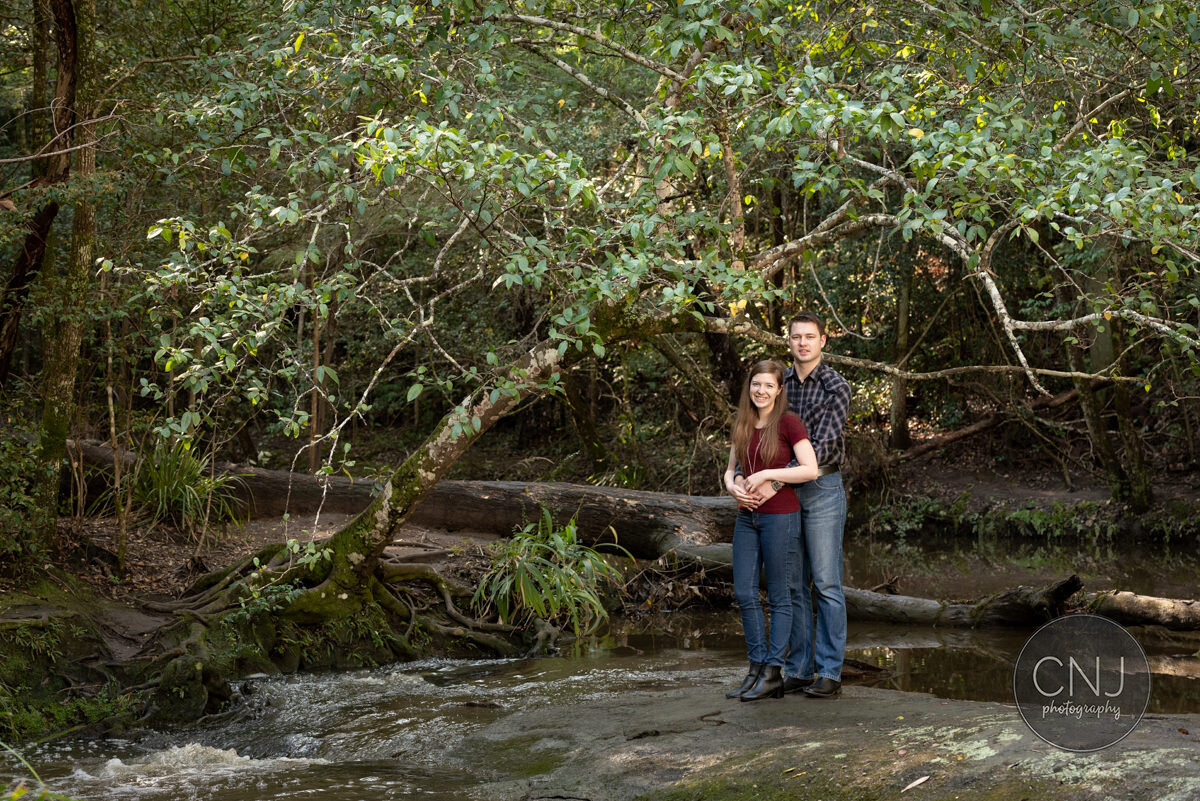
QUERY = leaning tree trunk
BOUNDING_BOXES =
[281,338,575,621]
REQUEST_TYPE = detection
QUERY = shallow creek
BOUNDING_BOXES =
[6,612,1200,800]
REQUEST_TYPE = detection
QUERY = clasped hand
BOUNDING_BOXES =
[730,473,779,510]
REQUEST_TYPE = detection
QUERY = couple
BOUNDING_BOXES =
[721,312,850,702]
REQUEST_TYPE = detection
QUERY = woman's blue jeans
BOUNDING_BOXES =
[732,509,799,667]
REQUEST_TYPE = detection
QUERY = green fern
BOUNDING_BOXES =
[472,507,627,636]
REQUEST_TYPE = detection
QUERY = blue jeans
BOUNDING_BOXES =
[732,509,799,667]
[785,471,848,681]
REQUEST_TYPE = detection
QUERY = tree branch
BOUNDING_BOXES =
[517,44,647,128]
[496,14,684,83]
[102,55,201,96]
[695,316,1141,383]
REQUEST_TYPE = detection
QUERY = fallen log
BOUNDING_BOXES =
[70,440,376,518]
[1084,591,1200,630]
[71,442,736,561]
[406,480,737,563]
[844,576,1083,627]
[63,450,1200,631]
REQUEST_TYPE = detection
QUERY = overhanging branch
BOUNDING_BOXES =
[496,14,684,83]
[695,315,1141,384]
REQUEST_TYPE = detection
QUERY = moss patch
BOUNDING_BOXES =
[0,574,139,741]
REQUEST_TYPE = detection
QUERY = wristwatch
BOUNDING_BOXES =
[770,480,784,492]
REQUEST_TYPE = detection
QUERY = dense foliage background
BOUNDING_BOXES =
[2,0,1199,565]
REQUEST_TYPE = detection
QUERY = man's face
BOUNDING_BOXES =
[789,321,826,367]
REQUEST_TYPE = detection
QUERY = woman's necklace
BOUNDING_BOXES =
[750,425,764,473]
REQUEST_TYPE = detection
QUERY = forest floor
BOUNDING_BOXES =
[893,447,1200,512]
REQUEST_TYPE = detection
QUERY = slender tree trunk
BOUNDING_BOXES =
[1110,318,1153,512]
[103,272,128,573]
[563,370,606,473]
[1054,285,1127,500]
[768,183,785,331]
[308,305,322,472]
[0,0,78,387]
[29,0,50,180]
[1169,353,1197,465]
[35,0,93,543]
[889,259,913,449]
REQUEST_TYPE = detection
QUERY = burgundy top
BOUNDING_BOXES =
[741,413,808,514]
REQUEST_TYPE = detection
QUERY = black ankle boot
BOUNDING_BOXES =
[726,662,764,698]
[741,664,784,701]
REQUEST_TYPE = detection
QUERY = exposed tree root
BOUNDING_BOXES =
[423,617,524,657]
[119,546,541,724]
[379,560,474,597]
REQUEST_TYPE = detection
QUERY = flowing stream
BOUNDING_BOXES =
[6,612,1200,801]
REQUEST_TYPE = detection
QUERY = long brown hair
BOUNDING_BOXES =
[732,360,788,471]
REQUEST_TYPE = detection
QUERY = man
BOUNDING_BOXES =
[779,311,851,698]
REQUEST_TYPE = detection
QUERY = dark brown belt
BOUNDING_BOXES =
[817,464,840,477]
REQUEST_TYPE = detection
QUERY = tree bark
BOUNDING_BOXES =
[845,576,1083,627]
[1085,591,1200,630]
[1109,318,1153,512]
[1054,283,1128,501]
[29,0,51,180]
[889,258,913,449]
[32,0,91,550]
[0,0,79,387]
[563,370,607,473]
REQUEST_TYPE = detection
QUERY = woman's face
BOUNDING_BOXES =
[749,372,782,412]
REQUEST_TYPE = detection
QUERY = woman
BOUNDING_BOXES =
[723,360,819,701]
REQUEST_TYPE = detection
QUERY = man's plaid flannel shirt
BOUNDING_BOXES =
[783,360,850,468]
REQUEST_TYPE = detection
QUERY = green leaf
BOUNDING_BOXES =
[407,384,423,402]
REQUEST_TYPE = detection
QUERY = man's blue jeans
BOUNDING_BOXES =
[785,471,848,681]
[732,509,799,667]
